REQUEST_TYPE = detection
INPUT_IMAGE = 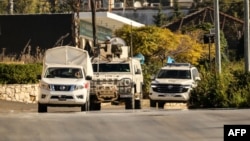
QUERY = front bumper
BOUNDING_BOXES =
[38,89,88,105]
[149,91,190,102]
[149,83,192,102]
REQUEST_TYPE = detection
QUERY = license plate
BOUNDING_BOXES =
[58,95,67,101]
[159,94,171,97]
[58,98,66,101]
[165,94,172,97]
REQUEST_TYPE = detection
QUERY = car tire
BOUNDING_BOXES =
[150,99,157,107]
[135,99,141,109]
[125,98,133,109]
[38,103,47,113]
[158,102,165,109]
[81,104,87,111]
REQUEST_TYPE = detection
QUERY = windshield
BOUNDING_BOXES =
[92,64,130,72]
[157,70,191,79]
[45,68,83,78]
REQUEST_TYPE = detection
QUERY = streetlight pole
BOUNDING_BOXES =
[244,0,250,72]
[214,0,221,73]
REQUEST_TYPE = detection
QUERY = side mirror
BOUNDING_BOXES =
[195,76,201,81]
[151,75,156,80]
[37,75,41,79]
[135,69,141,74]
[86,75,92,80]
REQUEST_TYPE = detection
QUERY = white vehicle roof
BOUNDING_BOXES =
[161,63,194,70]
[45,64,83,68]
[92,57,139,64]
[44,46,93,76]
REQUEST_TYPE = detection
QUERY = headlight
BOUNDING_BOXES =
[181,85,192,92]
[74,85,84,90]
[119,87,131,93]
[74,82,89,90]
[150,84,157,88]
[119,78,132,86]
[40,82,52,90]
[182,85,191,88]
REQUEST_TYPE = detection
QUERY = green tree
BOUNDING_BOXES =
[192,0,243,21]
[167,0,183,22]
[0,0,9,14]
[0,0,39,14]
[219,0,243,19]
[0,0,80,14]
[43,0,80,13]
[172,33,203,65]
[152,0,167,27]
[115,25,204,65]
[13,0,39,14]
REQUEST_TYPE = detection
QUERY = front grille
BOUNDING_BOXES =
[152,84,188,93]
[90,79,132,94]
[53,85,72,91]
[91,78,119,86]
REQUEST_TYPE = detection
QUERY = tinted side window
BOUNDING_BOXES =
[92,64,130,72]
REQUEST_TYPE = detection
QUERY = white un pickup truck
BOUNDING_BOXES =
[37,46,93,113]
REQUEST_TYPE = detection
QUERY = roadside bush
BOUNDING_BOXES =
[226,71,250,107]
[142,58,163,98]
[0,63,42,84]
[190,61,250,108]
[189,67,229,108]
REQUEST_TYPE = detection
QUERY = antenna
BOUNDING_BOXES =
[130,23,133,58]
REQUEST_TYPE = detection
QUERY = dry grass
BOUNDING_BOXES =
[0,55,43,64]
[0,46,44,64]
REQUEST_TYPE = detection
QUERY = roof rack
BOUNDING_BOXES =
[165,63,191,67]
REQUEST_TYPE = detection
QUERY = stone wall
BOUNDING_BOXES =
[0,84,39,103]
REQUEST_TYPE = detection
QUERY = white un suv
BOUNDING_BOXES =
[149,63,201,108]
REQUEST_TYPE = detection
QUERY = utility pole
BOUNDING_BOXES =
[214,0,221,74]
[90,0,97,47]
[244,0,250,72]
[76,0,80,48]
[9,0,13,14]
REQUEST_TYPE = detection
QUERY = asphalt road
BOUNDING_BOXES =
[1,103,250,141]
[0,99,150,113]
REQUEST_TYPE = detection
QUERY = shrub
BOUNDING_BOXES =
[190,61,250,108]
[0,63,42,84]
